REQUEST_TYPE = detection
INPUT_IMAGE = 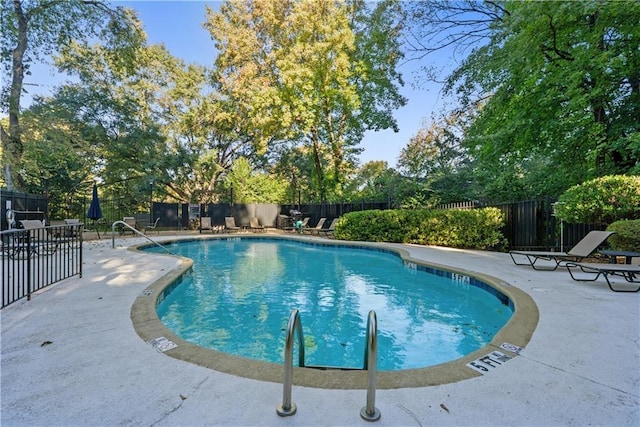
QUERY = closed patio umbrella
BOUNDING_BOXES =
[87,183,103,238]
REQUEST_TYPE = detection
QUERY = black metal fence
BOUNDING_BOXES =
[143,199,604,250]
[0,190,48,231]
[63,195,135,233]
[281,201,390,227]
[439,199,605,251]
[196,201,389,231]
[1,224,83,308]
[1,189,606,252]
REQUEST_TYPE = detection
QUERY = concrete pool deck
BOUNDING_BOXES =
[1,233,639,426]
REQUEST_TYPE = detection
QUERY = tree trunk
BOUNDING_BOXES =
[3,1,29,190]
[585,11,611,174]
[310,129,326,203]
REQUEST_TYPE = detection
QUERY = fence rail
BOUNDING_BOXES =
[437,201,478,210]
[436,198,605,250]
[2,188,606,259]
[1,224,83,308]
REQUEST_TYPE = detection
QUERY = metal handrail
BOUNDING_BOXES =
[276,309,305,417]
[361,310,381,421]
[1,224,83,308]
[275,309,380,420]
[111,221,173,255]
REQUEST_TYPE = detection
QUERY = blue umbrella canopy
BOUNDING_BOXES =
[87,184,103,220]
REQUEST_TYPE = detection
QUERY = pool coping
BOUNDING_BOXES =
[129,235,539,389]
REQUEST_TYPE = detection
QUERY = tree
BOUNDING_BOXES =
[220,157,288,204]
[56,32,274,205]
[398,110,476,204]
[173,86,268,203]
[205,0,406,202]
[344,160,390,201]
[344,160,429,208]
[1,0,142,190]
[271,143,319,204]
[52,39,185,203]
[398,113,466,179]
[407,0,640,201]
[15,98,95,216]
[404,0,503,90]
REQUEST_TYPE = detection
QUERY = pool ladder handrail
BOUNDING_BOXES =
[276,308,305,416]
[277,309,380,421]
[111,221,173,255]
[361,310,381,421]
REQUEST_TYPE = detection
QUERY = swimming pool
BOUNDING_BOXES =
[145,237,513,371]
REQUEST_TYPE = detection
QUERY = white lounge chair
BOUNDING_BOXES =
[120,216,136,235]
[142,217,160,234]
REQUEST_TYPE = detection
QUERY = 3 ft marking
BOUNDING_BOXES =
[466,351,512,374]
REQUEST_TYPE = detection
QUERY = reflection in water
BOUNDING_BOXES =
[230,242,284,300]
[154,239,512,371]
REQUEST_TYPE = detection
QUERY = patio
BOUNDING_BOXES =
[1,233,638,426]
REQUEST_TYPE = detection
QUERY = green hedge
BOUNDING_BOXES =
[333,208,506,250]
[606,219,640,252]
[555,175,640,224]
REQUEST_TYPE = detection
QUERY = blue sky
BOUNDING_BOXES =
[29,1,454,166]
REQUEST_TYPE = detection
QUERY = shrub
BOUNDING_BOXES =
[334,210,407,243]
[554,175,640,224]
[334,208,506,250]
[606,219,640,252]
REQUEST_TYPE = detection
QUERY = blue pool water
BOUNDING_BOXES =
[148,238,512,371]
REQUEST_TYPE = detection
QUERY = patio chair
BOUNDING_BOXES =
[317,218,338,238]
[47,220,71,241]
[142,217,160,234]
[303,218,326,234]
[8,220,46,258]
[48,220,65,234]
[565,262,640,293]
[64,219,83,238]
[21,220,47,241]
[120,216,136,235]
[225,216,241,233]
[509,230,615,271]
[285,216,310,232]
[200,216,214,233]
[249,217,265,233]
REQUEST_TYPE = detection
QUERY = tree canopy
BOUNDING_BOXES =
[2,0,637,216]
[406,0,639,202]
[205,0,406,202]
[1,0,143,190]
